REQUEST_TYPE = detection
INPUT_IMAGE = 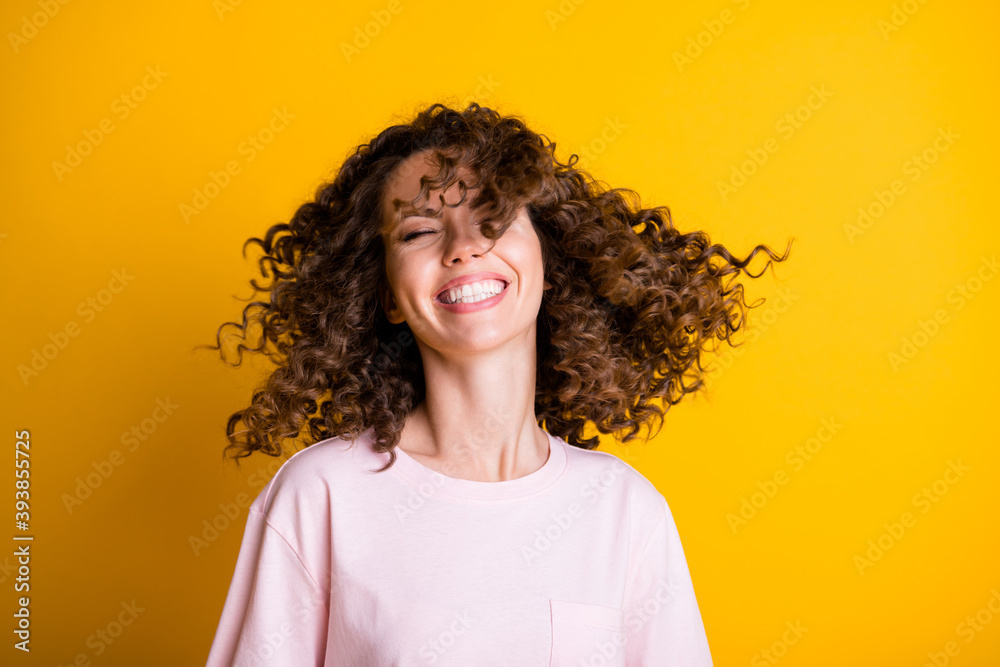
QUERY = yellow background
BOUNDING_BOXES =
[3,0,998,664]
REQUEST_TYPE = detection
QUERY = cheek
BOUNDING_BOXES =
[385,254,433,310]
[385,249,417,284]
[506,230,544,279]
[383,261,412,309]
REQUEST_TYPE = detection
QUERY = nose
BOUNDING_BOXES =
[442,215,489,265]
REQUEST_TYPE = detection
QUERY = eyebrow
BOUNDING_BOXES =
[402,210,435,220]
[382,204,430,238]
[395,205,443,228]
[387,194,488,234]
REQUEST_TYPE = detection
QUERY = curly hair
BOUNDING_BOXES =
[198,101,793,473]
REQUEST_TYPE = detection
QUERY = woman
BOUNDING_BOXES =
[203,102,791,665]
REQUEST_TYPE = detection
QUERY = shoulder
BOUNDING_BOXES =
[556,438,686,564]
[249,428,388,516]
[556,436,668,517]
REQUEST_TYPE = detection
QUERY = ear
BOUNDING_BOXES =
[381,284,405,324]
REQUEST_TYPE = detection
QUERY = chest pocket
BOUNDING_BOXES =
[549,599,626,666]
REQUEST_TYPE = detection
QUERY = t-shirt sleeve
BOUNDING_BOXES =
[205,508,329,667]
[624,501,713,666]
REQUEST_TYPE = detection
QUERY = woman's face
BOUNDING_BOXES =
[380,149,546,357]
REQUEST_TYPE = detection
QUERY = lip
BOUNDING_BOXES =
[434,272,511,302]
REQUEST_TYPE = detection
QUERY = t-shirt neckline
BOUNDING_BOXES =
[385,428,567,502]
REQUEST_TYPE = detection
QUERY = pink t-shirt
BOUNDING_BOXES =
[205,427,713,666]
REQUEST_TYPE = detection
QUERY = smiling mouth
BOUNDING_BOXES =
[436,279,509,305]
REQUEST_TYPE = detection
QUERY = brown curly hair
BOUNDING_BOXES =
[198,102,793,473]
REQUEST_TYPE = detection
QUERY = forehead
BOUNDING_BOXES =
[380,150,481,224]
[382,150,441,205]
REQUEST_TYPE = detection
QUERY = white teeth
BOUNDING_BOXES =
[442,279,506,305]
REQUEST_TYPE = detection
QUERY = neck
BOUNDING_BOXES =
[400,327,549,482]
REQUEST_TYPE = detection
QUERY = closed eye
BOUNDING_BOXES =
[403,229,436,242]
[402,218,493,243]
